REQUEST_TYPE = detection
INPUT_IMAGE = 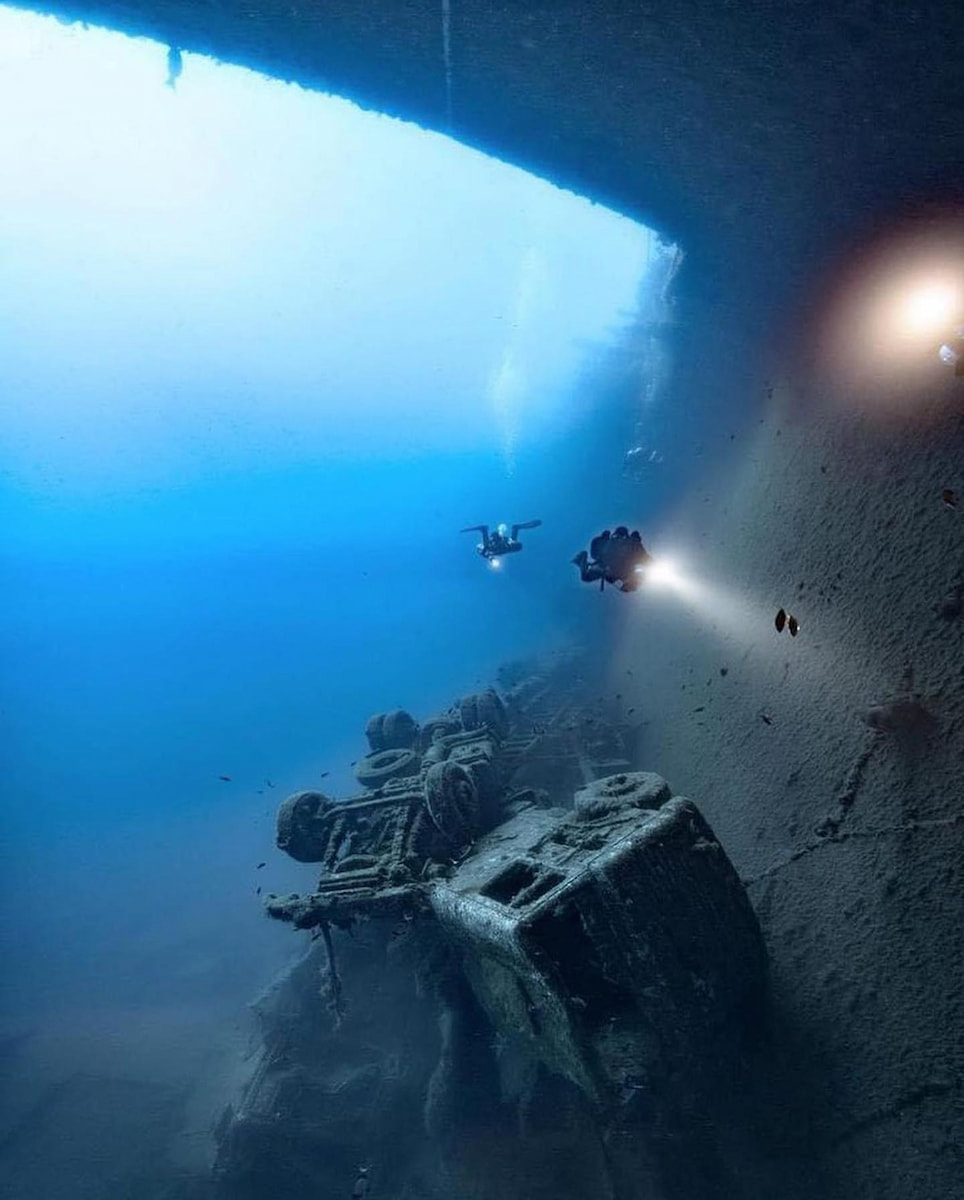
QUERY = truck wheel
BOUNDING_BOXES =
[365,709,419,753]
[355,747,420,789]
[459,689,507,737]
[575,771,671,818]
[276,790,332,862]
[425,760,480,848]
[419,716,461,750]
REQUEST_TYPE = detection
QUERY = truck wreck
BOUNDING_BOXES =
[215,659,765,1200]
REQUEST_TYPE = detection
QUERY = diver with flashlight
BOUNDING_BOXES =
[572,527,652,592]
[461,519,542,565]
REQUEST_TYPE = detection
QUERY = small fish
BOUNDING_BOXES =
[255,886,261,895]
[760,713,773,725]
[942,488,958,509]
[350,760,357,767]
[256,862,266,870]
[720,667,728,677]
[692,706,705,713]
[320,771,330,779]
[627,707,636,715]
[788,615,800,637]
[265,779,274,788]
[256,790,264,795]
[775,608,787,633]
[218,775,232,782]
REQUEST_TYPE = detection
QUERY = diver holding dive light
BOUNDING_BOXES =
[572,527,652,592]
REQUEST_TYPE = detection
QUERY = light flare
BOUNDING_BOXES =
[817,223,964,398]
[639,557,684,591]
[900,281,960,337]
[632,552,764,642]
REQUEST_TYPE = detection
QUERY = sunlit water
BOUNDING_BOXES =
[0,3,675,1054]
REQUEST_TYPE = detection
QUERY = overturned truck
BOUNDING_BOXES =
[217,666,765,1200]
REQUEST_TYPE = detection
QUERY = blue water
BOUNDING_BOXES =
[0,10,676,1030]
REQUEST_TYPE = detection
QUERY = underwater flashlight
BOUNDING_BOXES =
[640,558,682,589]
[489,557,501,569]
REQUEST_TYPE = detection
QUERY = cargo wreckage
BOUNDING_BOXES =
[216,658,766,1200]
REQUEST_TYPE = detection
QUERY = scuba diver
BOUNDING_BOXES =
[460,519,542,563]
[623,445,664,480]
[351,1166,370,1199]
[572,526,652,592]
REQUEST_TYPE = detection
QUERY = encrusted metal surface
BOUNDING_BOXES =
[431,773,765,1108]
[266,668,764,1114]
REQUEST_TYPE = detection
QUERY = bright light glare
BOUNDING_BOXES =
[900,281,961,337]
[820,228,964,394]
[634,551,753,636]
[636,556,702,603]
[489,558,502,569]
[641,558,684,590]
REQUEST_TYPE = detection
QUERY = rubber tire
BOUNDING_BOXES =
[575,771,671,819]
[424,760,480,848]
[355,747,420,789]
[465,757,500,818]
[275,790,332,862]
[459,689,507,737]
[365,709,419,753]
[419,716,462,750]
